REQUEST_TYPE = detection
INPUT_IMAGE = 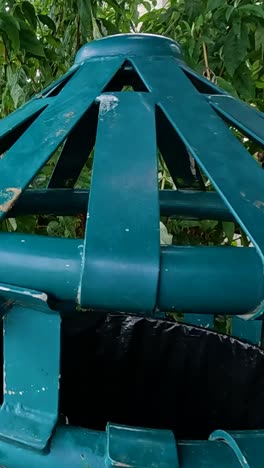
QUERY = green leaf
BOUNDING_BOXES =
[207,0,223,11]
[15,216,37,234]
[200,220,218,231]
[225,6,234,23]
[255,26,264,54]
[216,76,238,97]
[0,13,20,53]
[97,17,119,36]
[256,80,264,89]
[185,0,204,21]
[212,6,228,31]
[8,218,17,231]
[223,222,235,243]
[20,28,45,57]
[233,63,255,100]
[22,1,37,30]
[223,25,248,76]
[104,0,123,15]
[45,34,61,48]
[77,0,93,40]
[38,14,56,33]
[238,4,264,19]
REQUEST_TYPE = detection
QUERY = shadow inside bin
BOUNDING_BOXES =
[60,314,264,440]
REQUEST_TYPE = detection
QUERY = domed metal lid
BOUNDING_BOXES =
[74,33,183,64]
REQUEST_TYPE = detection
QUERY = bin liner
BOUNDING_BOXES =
[60,314,264,440]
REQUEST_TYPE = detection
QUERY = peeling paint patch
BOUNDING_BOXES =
[0,152,6,159]
[77,284,81,305]
[0,287,11,292]
[55,129,66,137]
[64,111,75,119]
[22,290,48,302]
[3,363,6,394]
[0,188,22,213]
[254,200,264,209]
[112,462,131,468]
[98,94,119,116]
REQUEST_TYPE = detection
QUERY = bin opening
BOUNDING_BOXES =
[59,314,264,440]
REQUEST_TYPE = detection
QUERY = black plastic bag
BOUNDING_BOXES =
[60,314,264,439]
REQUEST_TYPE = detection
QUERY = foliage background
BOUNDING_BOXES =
[0,0,263,245]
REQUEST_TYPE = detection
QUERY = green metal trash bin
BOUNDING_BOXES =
[0,32,263,467]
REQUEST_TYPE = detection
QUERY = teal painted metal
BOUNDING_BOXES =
[0,98,51,154]
[75,33,183,63]
[48,102,98,188]
[183,313,214,329]
[8,189,234,220]
[209,430,250,467]
[0,33,262,315]
[79,92,160,311]
[0,233,262,314]
[232,317,262,346]
[106,424,179,467]
[0,284,60,449]
[0,32,263,467]
[159,246,263,314]
[130,53,264,317]
[0,57,123,217]
[156,106,205,189]
[206,95,264,148]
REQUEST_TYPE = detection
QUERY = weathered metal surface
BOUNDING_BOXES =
[0,233,262,314]
[8,189,234,220]
[0,57,123,219]
[206,94,264,147]
[106,424,179,467]
[0,32,263,467]
[0,285,60,450]
[79,92,160,311]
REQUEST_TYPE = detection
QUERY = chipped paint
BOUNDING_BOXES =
[112,462,131,468]
[98,94,119,116]
[3,361,6,394]
[254,200,264,209]
[0,188,22,213]
[64,111,75,118]
[55,129,66,137]
[21,290,48,302]
[0,287,11,292]
[237,298,264,320]
[77,284,81,305]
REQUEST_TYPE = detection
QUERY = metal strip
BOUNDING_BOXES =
[206,95,264,148]
[0,57,124,219]
[48,102,99,188]
[79,92,160,311]
[8,188,234,220]
[209,430,250,468]
[132,56,264,317]
[0,285,60,450]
